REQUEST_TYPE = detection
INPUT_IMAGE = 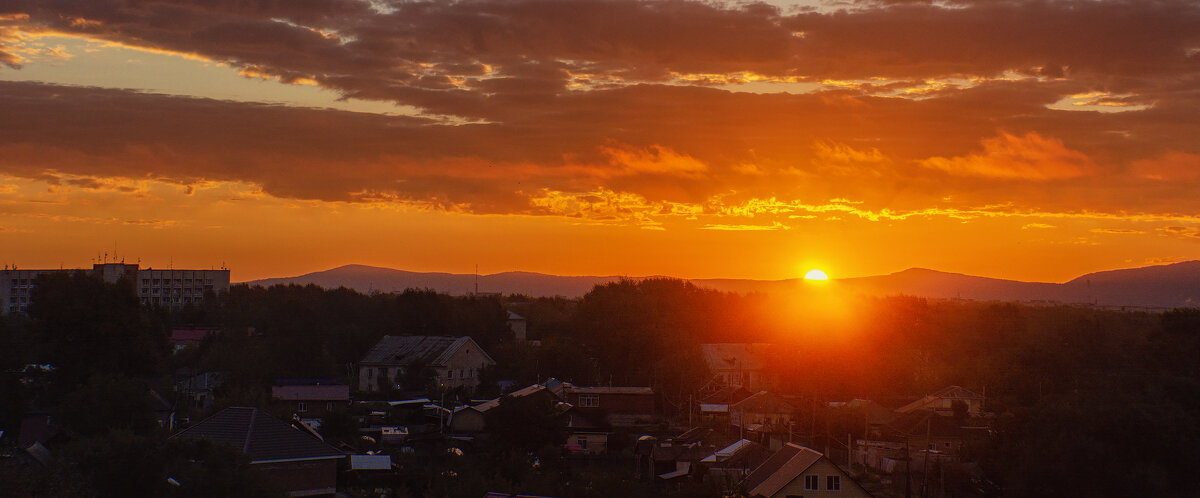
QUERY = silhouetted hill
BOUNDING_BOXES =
[1061,261,1200,308]
[243,261,1200,308]
[246,264,623,297]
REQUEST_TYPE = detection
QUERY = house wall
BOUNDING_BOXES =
[566,392,656,426]
[269,399,346,420]
[508,318,527,342]
[772,459,872,498]
[715,369,764,390]
[435,341,493,389]
[567,432,608,454]
[731,409,794,430]
[358,365,407,392]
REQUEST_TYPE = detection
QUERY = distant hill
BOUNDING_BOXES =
[242,261,1200,308]
[245,264,624,297]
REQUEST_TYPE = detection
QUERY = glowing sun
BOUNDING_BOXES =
[804,269,829,280]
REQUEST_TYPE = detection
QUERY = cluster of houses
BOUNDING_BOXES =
[7,320,993,497]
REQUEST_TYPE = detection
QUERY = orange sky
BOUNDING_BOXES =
[1,1,1198,283]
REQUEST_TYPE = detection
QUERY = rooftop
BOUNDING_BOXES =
[701,343,771,371]
[171,406,344,463]
[566,386,654,395]
[744,443,824,498]
[360,335,493,366]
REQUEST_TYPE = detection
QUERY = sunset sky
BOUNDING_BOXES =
[1,0,1198,282]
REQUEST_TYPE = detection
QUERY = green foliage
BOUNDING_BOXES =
[484,392,566,453]
[29,271,167,391]
[54,374,159,437]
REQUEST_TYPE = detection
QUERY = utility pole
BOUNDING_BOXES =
[904,437,912,498]
[921,417,932,498]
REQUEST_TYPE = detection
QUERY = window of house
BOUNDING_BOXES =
[577,437,588,449]
[297,401,308,412]
[327,402,335,411]
[579,394,599,407]
[448,370,455,379]
[804,475,818,490]
[826,475,841,490]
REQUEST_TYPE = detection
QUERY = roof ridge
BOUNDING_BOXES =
[244,408,257,453]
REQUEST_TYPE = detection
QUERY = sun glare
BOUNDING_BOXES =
[804,269,829,280]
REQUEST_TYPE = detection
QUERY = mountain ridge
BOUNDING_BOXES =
[242,261,1200,308]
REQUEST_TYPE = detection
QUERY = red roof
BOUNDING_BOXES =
[170,328,217,343]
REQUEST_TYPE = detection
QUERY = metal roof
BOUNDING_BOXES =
[350,454,392,470]
[702,438,755,463]
[171,407,344,463]
[700,343,771,371]
[565,386,654,395]
[744,443,823,498]
[271,384,350,401]
[359,335,494,366]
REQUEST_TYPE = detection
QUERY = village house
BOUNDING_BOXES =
[506,310,529,342]
[175,371,225,410]
[449,383,557,433]
[562,386,655,427]
[270,379,350,427]
[172,406,346,497]
[168,327,218,353]
[563,407,611,455]
[730,391,796,434]
[871,410,990,472]
[357,335,495,392]
[742,443,873,498]
[701,343,772,392]
[895,385,986,416]
[700,438,771,492]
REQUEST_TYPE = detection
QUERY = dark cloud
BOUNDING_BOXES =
[1,78,1198,219]
[1,1,1199,220]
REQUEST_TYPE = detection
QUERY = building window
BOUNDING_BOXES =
[804,475,818,490]
[826,475,840,490]
[579,394,599,408]
[297,401,308,412]
[448,370,455,379]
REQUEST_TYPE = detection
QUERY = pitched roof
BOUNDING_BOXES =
[896,385,984,413]
[172,407,344,463]
[744,443,823,497]
[700,343,770,371]
[271,384,350,401]
[730,391,795,414]
[565,386,654,395]
[885,410,969,439]
[359,335,494,366]
[466,383,548,413]
[702,438,755,463]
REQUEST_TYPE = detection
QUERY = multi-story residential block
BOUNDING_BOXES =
[0,263,230,314]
